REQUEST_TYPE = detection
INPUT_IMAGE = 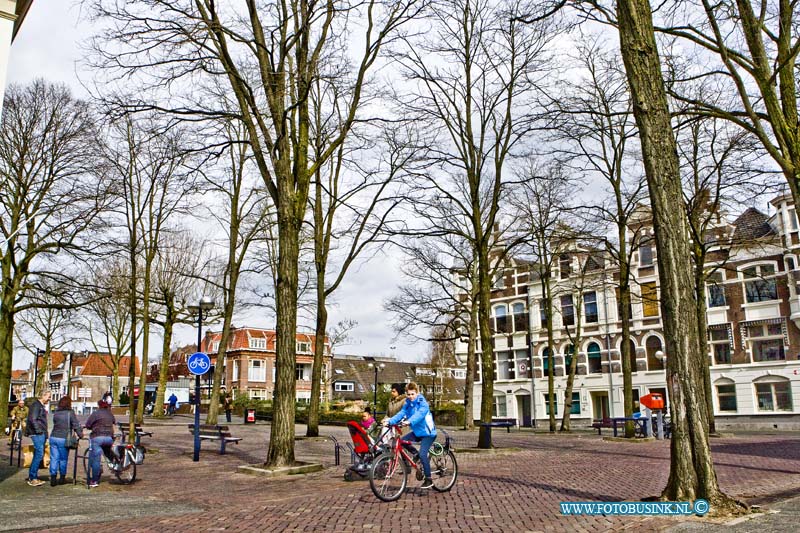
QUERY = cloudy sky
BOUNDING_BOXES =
[8,1,428,367]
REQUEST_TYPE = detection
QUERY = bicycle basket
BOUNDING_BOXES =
[134,445,146,465]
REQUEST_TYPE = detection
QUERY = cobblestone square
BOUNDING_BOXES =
[1,419,798,532]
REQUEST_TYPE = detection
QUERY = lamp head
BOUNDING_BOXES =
[199,296,215,311]
[655,350,665,362]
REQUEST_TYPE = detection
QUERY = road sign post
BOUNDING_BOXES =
[188,351,211,461]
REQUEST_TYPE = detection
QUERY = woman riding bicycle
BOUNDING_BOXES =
[383,382,436,489]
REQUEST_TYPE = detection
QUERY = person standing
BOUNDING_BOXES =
[49,397,82,486]
[384,382,437,489]
[222,393,233,423]
[168,393,178,415]
[25,390,51,487]
[386,384,406,419]
[8,399,28,446]
[84,400,117,488]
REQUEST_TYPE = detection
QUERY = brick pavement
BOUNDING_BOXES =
[1,418,798,532]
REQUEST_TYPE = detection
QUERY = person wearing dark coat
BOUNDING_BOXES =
[49,396,83,485]
[25,390,51,487]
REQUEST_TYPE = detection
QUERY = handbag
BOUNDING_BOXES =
[65,433,79,449]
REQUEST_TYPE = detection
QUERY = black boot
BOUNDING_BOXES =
[50,476,57,487]
[59,475,66,485]
[420,477,434,489]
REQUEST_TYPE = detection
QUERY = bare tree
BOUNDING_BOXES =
[614,0,740,509]
[394,0,556,448]
[0,80,106,419]
[89,0,423,465]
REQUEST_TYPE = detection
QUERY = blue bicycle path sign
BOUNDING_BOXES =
[188,352,211,376]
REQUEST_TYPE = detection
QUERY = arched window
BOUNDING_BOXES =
[542,347,552,373]
[715,378,737,412]
[512,302,527,332]
[754,376,792,411]
[645,336,664,370]
[563,344,575,372]
[493,305,509,334]
[587,342,602,374]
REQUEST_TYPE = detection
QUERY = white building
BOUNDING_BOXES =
[0,1,33,111]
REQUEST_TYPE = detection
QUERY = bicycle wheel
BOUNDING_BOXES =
[430,450,457,492]
[369,453,407,502]
[114,450,136,484]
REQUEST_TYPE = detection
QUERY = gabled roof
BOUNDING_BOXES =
[202,327,329,354]
[76,353,140,378]
[732,208,775,242]
[11,369,28,381]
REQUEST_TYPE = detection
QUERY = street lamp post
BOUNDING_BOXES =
[32,348,44,397]
[188,296,214,462]
[367,362,385,414]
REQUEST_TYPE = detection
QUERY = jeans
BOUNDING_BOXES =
[225,410,232,423]
[403,432,435,478]
[49,437,68,477]
[88,436,114,483]
[28,434,46,480]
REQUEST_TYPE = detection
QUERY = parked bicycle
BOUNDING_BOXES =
[82,433,143,485]
[369,424,457,502]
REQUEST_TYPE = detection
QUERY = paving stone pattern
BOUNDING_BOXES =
[1,419,798,533]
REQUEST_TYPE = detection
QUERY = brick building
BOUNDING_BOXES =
[461,193,800,430]
[202,327,332,403]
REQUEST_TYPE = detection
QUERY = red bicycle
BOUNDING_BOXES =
[369,424,458,501]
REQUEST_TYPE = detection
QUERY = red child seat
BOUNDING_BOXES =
[346,420,372,454]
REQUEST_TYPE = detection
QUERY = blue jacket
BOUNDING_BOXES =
[388,394,437,438]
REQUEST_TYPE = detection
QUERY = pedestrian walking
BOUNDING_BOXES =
[222,393,233,423]
[8,399,28,445]
[383,382,437,489]
[168,393,178,415]
[84,400,117,488]
[49,396,82,486]
[25,390,51,487]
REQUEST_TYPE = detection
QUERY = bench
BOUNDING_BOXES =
[479,418,517,433]
[120,424,153,446]
[187,424,242,454]
[591,418,614,435]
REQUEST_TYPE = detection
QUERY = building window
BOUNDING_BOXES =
[616,288,632,321]
[645,336,664,370]
[754,379,792,411]
[512,302,527,332]
[497,351,515,380]
[297,342,311,353]
[248,360,266,382]
[451,369,466,379]
[211,341,220,352]
[514,349,530,378]
[559,254,571,279]
[570,392,580,414]
[232,360,239,381]
[295,364,307,381]
[492,395,507,417]
[492,271,505,289]
[747,322,785,362]
[743,264,778,303]
[708,327,731,364]
[248,389,267,400]
[540,299,549,327]
[641,282,659,317]
[494,305,509,334]
[542,347,552,373]
[639,243,653,266]
[716,384,737,412]
[587,342,602,374]
[334,382,354,392]
[249,337,267,350]
[583,292,598,323]
[706,273,726,307]
[563,345,575,373]
[561,295,575,326]
[791,209,799,231]
[624,339,638,373]
[544,393,558,415]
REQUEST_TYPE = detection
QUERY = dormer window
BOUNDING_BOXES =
[249,337,267,350]
[211,341,220,353]
[559,254,571,279]
[296,341,311,353]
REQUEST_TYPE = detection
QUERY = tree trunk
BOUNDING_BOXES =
[266,198,301,467]
[476,241,495,449]
[307,293,327,437]
[542,275,556,433]
[619,251,635,438]
[0,305,15,420]
[693,253,715,435]
[463,285,479,430]
[136,265,152,424]
[153,298,175,418]
[206,300,235,426]
[559,342,579,432]
[616,0,735,507]
[112,363,120,407]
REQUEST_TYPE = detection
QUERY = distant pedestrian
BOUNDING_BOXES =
[8,399,28,446]
[168,393,178,415]
[50,397,82,486]
[102,391,113,405]
[84,400,117,488]
[222,393,233,423]
[25,390,51,487]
